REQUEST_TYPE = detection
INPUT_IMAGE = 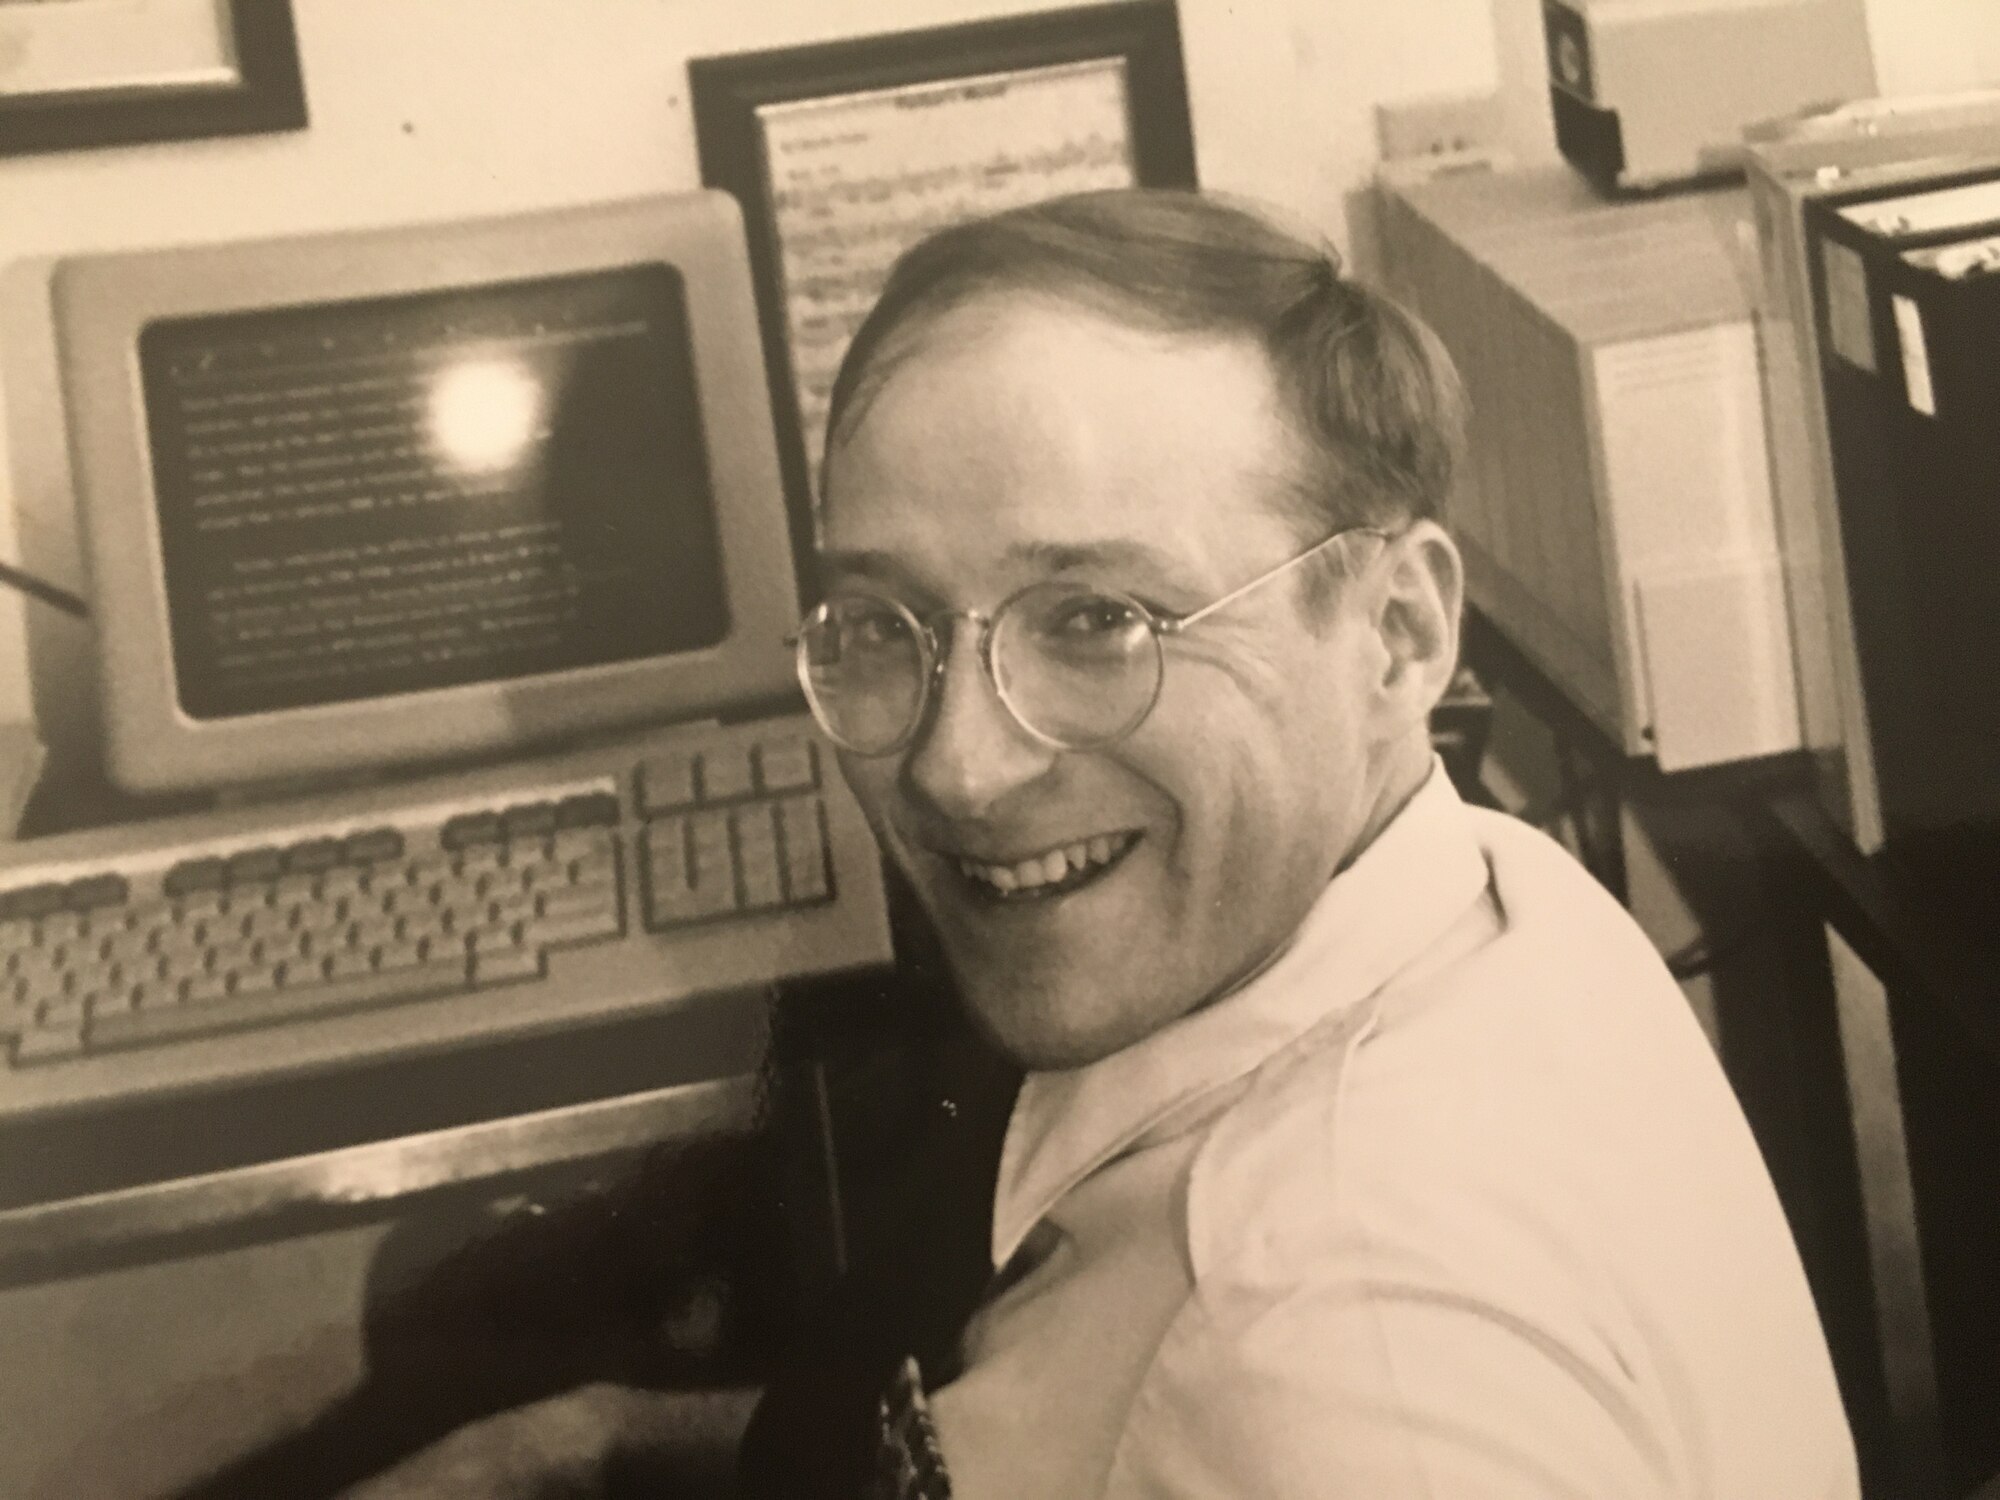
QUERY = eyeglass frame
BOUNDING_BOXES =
[794,521,1401,757]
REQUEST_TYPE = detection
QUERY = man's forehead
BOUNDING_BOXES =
[828,296,1300,490]
[818,290,1316,588]
[817,533,1210,587]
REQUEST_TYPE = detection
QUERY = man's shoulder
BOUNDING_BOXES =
[1177,803,1742,1289]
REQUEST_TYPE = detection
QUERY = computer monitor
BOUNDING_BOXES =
[50,191,802,794]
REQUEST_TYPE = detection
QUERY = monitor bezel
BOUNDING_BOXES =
[53,193,802,794]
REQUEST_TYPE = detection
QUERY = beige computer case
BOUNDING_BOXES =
[1544,0,1876,193]
[1379,165,1799,771]
[1743,92,2000,849]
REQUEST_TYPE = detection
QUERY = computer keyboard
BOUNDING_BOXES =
[0,714,893,1122]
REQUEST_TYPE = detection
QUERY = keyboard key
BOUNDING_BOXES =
[343,827,405,865]
[778,796,832,903]
[374,937,428,971]
[272,872,320,907]
[39,911,87,946]
[536,885,614,923]
[441,811,503,850]
[501,802,557,839]
[734,804,784,910]
[66,873,130,911]
[555,791,620,828]
[13,1024,84,1066]
[455,844,507,880]
[163,859,227,898]
[122,900,173,934]
[285,838,344,874]
[637,751,698,815]
[177,889,229,923]
[2,884,66,920]
[741,859,785,911]
[466,925,526,957]
[404,854,451,893]
[88,959,469,1053]
[756,738,818,793]
[1,988,35,1031]
[38,995,86,1029]
[644,818,690,881]
[183,972,230,1006]
[89,988,137,1019]
[526,907,621,949]
[325,948,373,981]
[699,747,756,803]
[320,867,366,903]
[567,851,618,891]
[471,948,542,986]
[226,847,283,885]
[553,827,614,863]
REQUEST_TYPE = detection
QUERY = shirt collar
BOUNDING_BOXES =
[989,761,1491,1267]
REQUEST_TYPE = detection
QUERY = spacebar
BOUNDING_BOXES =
[89,961,472,1052]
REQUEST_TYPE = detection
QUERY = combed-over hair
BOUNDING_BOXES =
[821,188,1467,538]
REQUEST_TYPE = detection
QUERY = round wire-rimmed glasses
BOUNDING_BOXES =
[794,524,1396,756]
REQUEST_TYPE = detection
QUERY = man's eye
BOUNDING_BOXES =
[847,610,914,649]
[1044,595,1144,639]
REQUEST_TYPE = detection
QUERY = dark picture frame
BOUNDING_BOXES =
[689,1,1196,587]
[0,0,307,158]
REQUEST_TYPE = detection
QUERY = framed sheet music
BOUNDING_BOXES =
[690,1,1196,578]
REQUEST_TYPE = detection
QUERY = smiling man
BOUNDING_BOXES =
[335,191,1858,1500]
[805,297,1418,1073]
[763,190,1861,1500]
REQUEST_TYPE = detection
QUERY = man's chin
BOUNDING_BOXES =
[952,970,1167,1072]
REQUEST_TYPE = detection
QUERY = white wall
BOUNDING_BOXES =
[0,0,1989,750]
[0,0,1500,744]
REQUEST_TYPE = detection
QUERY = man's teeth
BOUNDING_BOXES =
[959,834,1131,894]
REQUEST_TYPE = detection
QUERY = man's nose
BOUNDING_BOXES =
[902,625,1056,819]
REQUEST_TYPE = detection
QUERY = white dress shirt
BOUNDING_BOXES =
[926,766,1859,1499]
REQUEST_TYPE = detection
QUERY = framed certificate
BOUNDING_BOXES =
[690,1,1196,572]
[0,0,306,157]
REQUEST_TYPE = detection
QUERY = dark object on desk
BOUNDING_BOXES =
[165,1009,1017,1500]
[167,1119,798,1500]
[738,1031,1020,1500]
[1802,161,2000,863]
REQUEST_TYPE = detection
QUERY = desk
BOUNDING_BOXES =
[0,752,908,1499]
[1464,608,2000,1500]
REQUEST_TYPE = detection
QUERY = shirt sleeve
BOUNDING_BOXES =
[1108,1242,1675,1500]
[1105,1032,1680,1500]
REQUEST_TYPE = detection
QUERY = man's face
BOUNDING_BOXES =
[819,295,1396,1069]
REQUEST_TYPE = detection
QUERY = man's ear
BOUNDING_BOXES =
[1366,521,1463,732]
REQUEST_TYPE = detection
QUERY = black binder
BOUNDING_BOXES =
[1806,166,2000,881]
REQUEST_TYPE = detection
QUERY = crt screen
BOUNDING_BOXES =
[139,264,729,720]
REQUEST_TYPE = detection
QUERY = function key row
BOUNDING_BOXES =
[635,737,818,819]
[161,827,407,899]
[0,873,130,924]
[440,791,619,852]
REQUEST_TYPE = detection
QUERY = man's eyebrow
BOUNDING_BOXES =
[1006,537,1200,587]
[816,548,912,584]
[812,548,936,604]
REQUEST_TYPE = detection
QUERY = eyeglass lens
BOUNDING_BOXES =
[796,583,1164,754]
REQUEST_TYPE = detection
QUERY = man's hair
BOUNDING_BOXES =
[822,188,1467,537]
